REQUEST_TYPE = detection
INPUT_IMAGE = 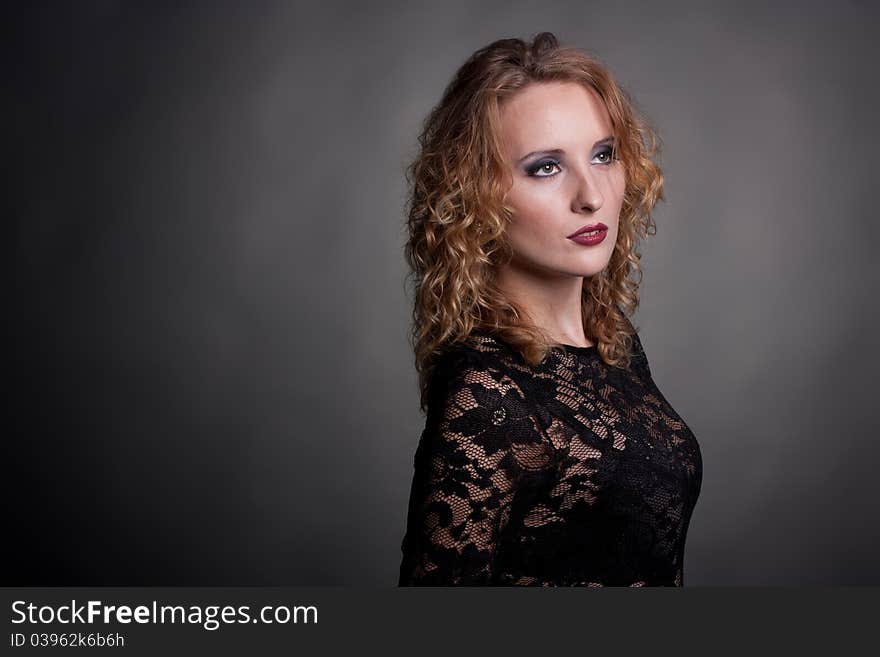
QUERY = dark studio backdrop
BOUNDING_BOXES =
[6,0,879,585]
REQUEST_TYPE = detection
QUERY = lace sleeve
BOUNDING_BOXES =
[398,352,528,586]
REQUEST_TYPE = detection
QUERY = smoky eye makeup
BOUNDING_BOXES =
[523,145,616,178]
[525,158,561,177]
[595,145,617,164]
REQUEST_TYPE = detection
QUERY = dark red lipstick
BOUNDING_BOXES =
[567,222,608,246]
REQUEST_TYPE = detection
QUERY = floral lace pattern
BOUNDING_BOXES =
[398,327,702,586]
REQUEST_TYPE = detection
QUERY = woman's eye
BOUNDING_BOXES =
[594,148,615,164]
[529,160,561,177]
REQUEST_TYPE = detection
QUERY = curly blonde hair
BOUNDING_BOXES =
[403,32,664,412]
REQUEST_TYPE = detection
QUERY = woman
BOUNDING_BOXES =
[398,32,702,586]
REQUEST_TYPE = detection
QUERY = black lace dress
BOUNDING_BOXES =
[398,327,702,586]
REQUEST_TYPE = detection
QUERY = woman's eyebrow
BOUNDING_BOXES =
[517,135,615,163]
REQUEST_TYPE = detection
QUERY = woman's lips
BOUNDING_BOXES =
[567,222,608,246]
[567,222,608,238]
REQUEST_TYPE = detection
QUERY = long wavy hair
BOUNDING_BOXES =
[403,32,664,412]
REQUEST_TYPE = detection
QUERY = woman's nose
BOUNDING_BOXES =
[570,168,604,213]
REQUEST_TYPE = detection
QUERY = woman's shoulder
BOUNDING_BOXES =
[425,331,535,429]
[425,330,518,397]
[435,329,513,372]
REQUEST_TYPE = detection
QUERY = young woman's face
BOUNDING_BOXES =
[498,81,626,279]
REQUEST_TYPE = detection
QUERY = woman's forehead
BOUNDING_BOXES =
[500,82,612,151]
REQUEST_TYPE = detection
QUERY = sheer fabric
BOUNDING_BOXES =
[398,326,702,586]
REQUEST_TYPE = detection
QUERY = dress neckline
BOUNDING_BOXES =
[470,328,598,354]
[559,343,597,353]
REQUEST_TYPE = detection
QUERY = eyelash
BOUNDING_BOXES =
[527,148,617,178]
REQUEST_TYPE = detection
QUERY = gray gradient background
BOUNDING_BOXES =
[7,0,879,585]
